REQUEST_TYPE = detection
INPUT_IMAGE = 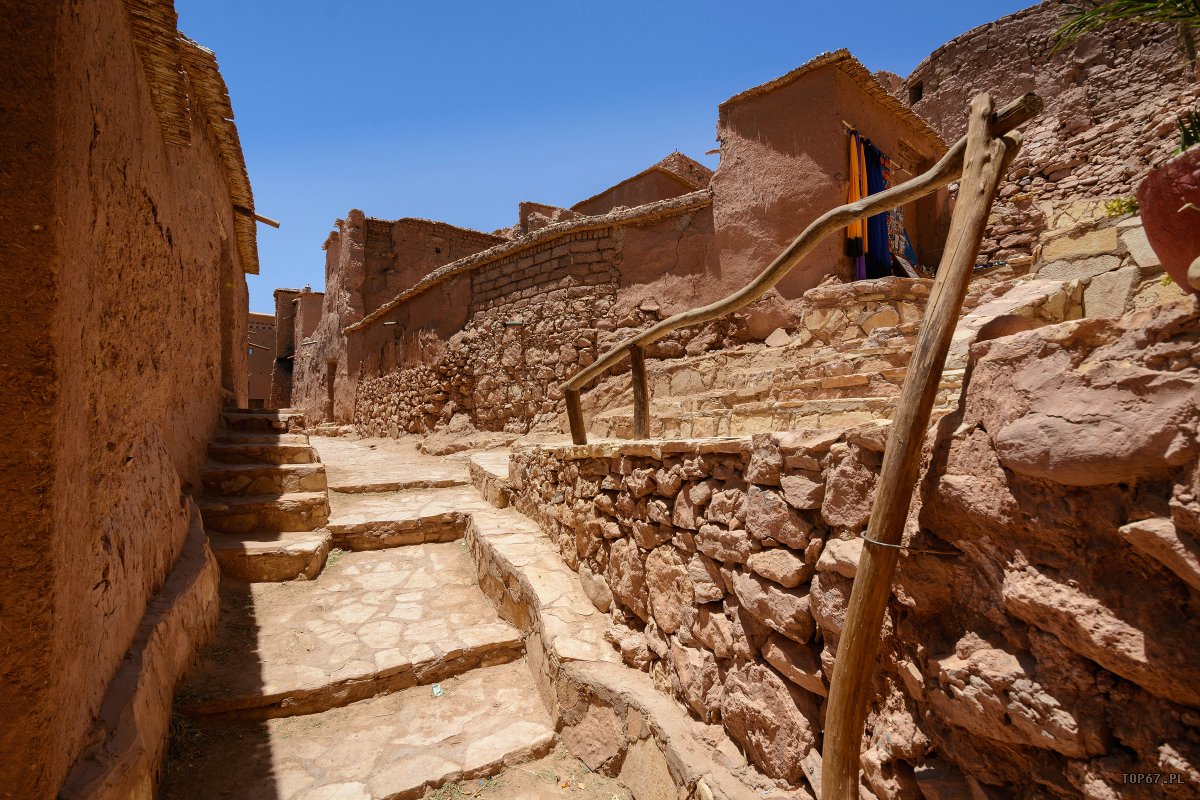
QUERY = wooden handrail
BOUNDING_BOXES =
[559,92,1043,444]
[821,92,1031,797]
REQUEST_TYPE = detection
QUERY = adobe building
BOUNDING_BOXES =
[286,51,950,432]
[570,151,714,215]
[0,0,258,796]
[711,49,949,296]
[269,287,324,410]
[247,312,276,408]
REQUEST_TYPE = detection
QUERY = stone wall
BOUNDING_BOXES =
[508,297,1200,797]
[0,0,248,795]
[352,196,721,435]
[904,0,1199,281]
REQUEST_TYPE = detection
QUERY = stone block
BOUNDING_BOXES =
[1083,265,1140,318]
[1037,254,1119,282]
[1120,223,1161,269]
[618,736,677,800]
[1041,226,1118,262]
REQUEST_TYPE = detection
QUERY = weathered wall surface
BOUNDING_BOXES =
[573,169,701,217]
[509,297,1199,797]
[269,288,301,408]
[288,216,500,423]
[247,312,275,406]
[904,0,1199,277]
[712,58,947,299]
[352,197,722,435]
[0,1,248,795]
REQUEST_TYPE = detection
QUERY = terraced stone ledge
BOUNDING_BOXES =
[463,479,810,800]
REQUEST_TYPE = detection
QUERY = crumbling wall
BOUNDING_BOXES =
[289,215,500,423]
[0,0,248,795]
[291,216,365,422]
[904,0,1199,282]
[509,297,1199,797]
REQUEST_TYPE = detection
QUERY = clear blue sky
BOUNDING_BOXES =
[175,1,1033,313]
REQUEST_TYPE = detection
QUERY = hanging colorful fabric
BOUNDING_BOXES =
[862,139,891,279]
[845,131,864,260]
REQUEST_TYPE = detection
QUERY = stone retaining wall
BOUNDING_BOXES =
[509,296,1200,798]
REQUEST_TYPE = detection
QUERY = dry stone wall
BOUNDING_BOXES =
[509,296,1200,798]
[904,0,1198,298]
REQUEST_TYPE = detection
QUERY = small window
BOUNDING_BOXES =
[909,81,924,105]
[247,347,254,355]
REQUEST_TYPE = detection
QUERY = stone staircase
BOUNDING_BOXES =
[198,410,332,582]
[165,435,809,799]
[581,275,1080,441]
[162,436,557,800]
[585,322,965,439]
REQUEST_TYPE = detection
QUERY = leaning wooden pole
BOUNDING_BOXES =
[821,92,1030,798]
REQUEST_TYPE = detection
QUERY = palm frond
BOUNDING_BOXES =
[1053,0,1200,50]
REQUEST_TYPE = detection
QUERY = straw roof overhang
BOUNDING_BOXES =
[123,1,260,275]
[720,49,947,155]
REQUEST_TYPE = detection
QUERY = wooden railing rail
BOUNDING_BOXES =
[559,92,1042,446]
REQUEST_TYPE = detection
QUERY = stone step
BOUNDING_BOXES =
[326,485,495,550]
[202,462,327,497]
[161,660,555,800]
[197,492,329,534]
[207,441,318,465]
[221,409,307,434]
[590,390,960,439]
[208,530,332,582]
[212,430,310,445]
[177,543,524,720]
[310,436,468,494]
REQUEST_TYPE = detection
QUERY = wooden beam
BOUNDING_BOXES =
[821,92,1028,799]
[630,344,650,439]
[565,388,587,445]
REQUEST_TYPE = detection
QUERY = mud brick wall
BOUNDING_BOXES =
[1,0,248,793]
[353,200,720,435]
[355,228,624,434]
[509,297,1200,798]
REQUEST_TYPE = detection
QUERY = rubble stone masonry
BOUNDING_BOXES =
[904,0,1200,272]
[510,297,1200,798]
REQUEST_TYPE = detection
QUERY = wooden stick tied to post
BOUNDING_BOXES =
[821,92,1027,799]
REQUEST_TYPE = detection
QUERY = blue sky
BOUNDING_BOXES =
[175,1,1032,313]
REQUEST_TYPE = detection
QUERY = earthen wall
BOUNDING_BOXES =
[0,0,249,794]
[247,312,275,406]
[712,61,948,299]
[353,201,722,435]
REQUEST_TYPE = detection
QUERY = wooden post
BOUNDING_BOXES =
[630,344,650,439]
[565,388,587,445]
[821,92,1027,799]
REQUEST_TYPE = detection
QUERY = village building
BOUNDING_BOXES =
[247,312,276,408]
[3,1,1198,799]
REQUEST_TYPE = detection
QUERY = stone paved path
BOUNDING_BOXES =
[311,436,467,493]
[163,661,554,800]
[166,433,557,799]
[178,543,523,718]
